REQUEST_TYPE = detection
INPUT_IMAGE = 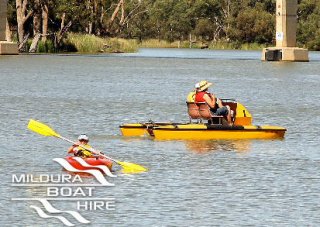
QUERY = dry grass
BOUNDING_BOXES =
[66,33,138,53]
[139,39,203,48]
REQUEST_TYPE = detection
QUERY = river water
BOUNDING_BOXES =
[1,48,320,226]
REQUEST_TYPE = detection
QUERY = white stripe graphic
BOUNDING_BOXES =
[13,197,114,201]
[53,158,114,186]
[37,199,90,224]
[30,205,74,226]
[72,157,116,178]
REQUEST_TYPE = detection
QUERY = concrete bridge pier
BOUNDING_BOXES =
[0,0,18,55]
[262,0,308,62]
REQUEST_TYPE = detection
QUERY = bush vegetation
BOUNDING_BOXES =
[7,0,320,53]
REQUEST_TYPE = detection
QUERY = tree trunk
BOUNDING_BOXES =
[108,0,123,33]
[41,3,48,42]
[120,0,125,25]
[29,33,41,52]
[16,0,24,44]
[18,32,29,50]
[115,0,126,34]
[86,0,93,34]
[6,18,12,42]
[100,5,104,25]
[55,20,72,50]
[33,0,41,35]
[96,4,104,35]
[88,22,93,34]
[222,0,230,40]
[16,0,33,51]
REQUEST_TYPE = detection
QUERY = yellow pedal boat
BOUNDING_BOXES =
[119,99,286,140]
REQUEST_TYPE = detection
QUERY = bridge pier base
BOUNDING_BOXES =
[0,41,18,55]
[262,0,309,62]
[0,0,18,55]
[262,47,309,62]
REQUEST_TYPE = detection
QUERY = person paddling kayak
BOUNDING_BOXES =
[68,134,95,158]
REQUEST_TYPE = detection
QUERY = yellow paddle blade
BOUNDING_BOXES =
[27,119,61,137]
[117,161,148,174]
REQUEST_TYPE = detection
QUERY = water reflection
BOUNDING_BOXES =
[184,140,252,153]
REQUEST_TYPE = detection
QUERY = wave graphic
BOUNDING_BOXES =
[53,158,114,186]
[30,205,74,226]
[72,157,116,177]
[37,199,90,224]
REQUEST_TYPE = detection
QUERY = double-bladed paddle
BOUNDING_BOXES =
[27,119,148,174]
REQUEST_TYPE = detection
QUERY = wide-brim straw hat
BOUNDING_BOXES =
[197,80,213,91]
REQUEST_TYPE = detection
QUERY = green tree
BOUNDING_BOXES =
[166,0,192,41]
[229,7,274,44]
[122,1,153,40]
[297,1,320,50]
[191,0,223,40]
[194,18,216,40]
[5,0,320,51]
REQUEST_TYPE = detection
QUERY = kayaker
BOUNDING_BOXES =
[68,134,95,158]
[195,80,232,125]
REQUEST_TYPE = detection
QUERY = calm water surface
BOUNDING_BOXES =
[1,48,320,226]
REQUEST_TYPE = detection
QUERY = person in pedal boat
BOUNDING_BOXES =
[68,134,95,158]
[195,80,232,125]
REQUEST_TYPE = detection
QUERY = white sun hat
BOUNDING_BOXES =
[78,134,89,141]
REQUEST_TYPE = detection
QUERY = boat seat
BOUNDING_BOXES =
[221,99,237,123]
[186,102,202,123]
[197,102,225,125]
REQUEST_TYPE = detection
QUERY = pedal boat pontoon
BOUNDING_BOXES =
[119,99,286,140]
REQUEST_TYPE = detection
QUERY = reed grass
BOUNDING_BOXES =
[139,39,202,48]
[37,40,55,53]
[139,39,267,50]
[29,33,269,53]
[107,38,138,53]
[66,33,104,53]
[65,33,138,53]
[239,42,268,50]
[209,41,267,50]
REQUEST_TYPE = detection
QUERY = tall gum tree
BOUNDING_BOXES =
[41,1,48,41]
[16,0,33,50]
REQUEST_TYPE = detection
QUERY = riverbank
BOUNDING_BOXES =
[29,33,270,54]
[139,39,268,51]
[28,33,139,53]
